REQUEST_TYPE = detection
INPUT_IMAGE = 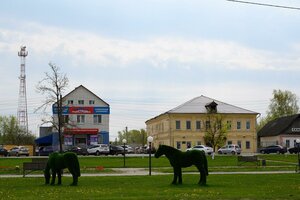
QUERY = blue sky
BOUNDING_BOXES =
[1,0,300,140]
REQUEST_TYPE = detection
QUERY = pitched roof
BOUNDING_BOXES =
[146,95,258,123]
[63,85,109,106]
[258,114,300,137]
[167,95,258,114]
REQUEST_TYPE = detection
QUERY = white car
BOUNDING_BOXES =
[217,144,241,155]
[87,144,110,156]
[186,145,213,155]
[119,145,134,153]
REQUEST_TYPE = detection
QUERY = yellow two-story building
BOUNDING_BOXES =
[145,95,259,153]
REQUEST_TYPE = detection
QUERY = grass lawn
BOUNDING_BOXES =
[0,174,299,200]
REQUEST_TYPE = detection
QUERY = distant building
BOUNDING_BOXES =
[145,95,259,153]
[258,114,300,148]
[52,85,110,146]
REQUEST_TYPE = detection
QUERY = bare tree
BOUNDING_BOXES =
[204,114,228,152]
[36,63,69,152]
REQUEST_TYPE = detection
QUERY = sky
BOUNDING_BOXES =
[1,0,300,141]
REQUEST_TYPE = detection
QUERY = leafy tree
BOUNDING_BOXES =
[258,89,299,130]
[0,116,35,145]
[203,114,228,152]
[117,128,147,146]
[36,62,69,152]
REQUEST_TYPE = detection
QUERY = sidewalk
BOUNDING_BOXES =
[0,168,297,178]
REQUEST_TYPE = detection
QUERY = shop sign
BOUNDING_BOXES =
[291,128,300,132]
[53,106,110,114]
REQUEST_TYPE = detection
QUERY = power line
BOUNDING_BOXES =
[226,0,300,10]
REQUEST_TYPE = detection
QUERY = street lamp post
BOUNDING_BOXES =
[296,139,300,172]
[147,136,153,176]
[122,139,127,168]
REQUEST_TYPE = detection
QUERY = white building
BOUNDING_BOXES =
[53,85,110,146]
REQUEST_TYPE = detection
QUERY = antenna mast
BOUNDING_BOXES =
[17,46,28,134]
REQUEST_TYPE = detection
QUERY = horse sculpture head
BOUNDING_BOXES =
[155,145,168,158]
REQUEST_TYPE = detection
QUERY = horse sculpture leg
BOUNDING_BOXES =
[68,166,78,186]
[197,165,207,185]
[57,170,62,185]
[178,168,182,184]
[50,171,56,185]
[172,167,182,184]
[172,167,178,184]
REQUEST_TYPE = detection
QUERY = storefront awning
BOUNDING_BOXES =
[64,128,99,135]
[35,134,53,145]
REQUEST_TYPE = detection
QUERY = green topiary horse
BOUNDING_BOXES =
[155,145,208,185]
[44,152,81,186]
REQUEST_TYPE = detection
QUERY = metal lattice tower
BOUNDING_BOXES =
[17,46,28,134]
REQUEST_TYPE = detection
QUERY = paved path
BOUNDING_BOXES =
[0,168,297,178]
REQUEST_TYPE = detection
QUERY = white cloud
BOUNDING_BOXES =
[1,20,300,71]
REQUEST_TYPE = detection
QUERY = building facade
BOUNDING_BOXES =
[146,96,259,153]
[258,114,300,148]
[53,85,110,146]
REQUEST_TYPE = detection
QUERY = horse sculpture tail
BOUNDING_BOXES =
[204,154,208,176]
[74,155,81,177]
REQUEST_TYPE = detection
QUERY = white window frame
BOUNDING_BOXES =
[93,115,102,124]
[77,115,85,124]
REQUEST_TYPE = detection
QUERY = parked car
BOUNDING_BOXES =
[0,147,8,157]
[218,144,241,155]
[288,146,300,154]
[8,146,29,157]
[119,145,134,154]
[87,144,110,155]
[109,145,125,155]
[260,145,287,154]
[38,146,54,156]
[64,146,88,155]
[186,145,213,155]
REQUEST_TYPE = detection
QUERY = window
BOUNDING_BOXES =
[77,115,85,124]
[227,121,232,130]
[286,140,290,148]
[187,141,191,148]
[246,141,250,149]
[176,121,181,130]
[78,100,84,105]
[227,141,232,145]
[186,121,191,130]
[93,115,102,124]
[197,141,201,145]
[67,100,73,105]
[246,121,251,130]
[196,121,201,130]
[237,121,241,130]
[205,121,211,130]
[89,100,95,105]
[176,141,181,149]
[237,140,242,148]
[63,115,69,124]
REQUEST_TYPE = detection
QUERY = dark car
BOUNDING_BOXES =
[109,145,124,155]
[0,147,8,157]
[38,146,54,156]
[288,146,300,154]
[260,145,287,154]
[64,146,88,155]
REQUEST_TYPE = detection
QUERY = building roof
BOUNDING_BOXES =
[63,85,109,106]
[257,114,300,137]
[168,95,258,114]
[146,95,258,123]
